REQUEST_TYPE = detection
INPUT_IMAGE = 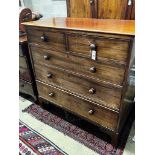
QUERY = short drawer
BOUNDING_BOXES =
[34,64,122,110]
[27,27,66,52]
[19,56,27,69]
[67,34,130,64]
[30,45,125,86]
[19,67,31,82]
[19,79,33,96]
[36,81,119,131]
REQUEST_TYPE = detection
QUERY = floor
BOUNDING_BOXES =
[19,96,135,155]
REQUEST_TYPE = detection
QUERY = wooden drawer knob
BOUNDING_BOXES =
[89,88,96,94]
[44,55,50,60]
[88,109,95,115]
[90,0,94,4]
[49,92,54,97]
[90,43,96,50]
[89,67,96,73]
[47,73,52,78]
[41,35,48,42]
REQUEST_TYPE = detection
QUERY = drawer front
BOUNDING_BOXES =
[68,34,130,64]
[34,64,122,110]
[19,67,31,82]
[27,27,66,52]
[19,79,33,96]
[36,81,118,131]
[30,45,125,86]
[19,56,27,69]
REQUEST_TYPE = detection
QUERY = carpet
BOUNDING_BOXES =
[19,120,68,155]
[23,104,123,155]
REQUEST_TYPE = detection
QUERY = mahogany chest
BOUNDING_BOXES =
[19,35,37,99]
[23,18,135,145]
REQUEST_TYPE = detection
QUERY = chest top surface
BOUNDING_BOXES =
[22,17,135,36]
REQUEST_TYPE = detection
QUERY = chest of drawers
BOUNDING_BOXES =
[19,35,37,99]
[23,18,135,145]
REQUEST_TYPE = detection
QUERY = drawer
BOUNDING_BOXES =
[67,34,130,64]
[19,67,31,82]
[30,45,125,86]
[19,56,27,69]
[36,81,119,131]
[34,64,122,110]
[19,79,33,96]
[27,27,66,52]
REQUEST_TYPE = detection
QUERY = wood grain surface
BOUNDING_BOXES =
[67,0,134,20]
[24,17,135,146]
[23,17,135,36]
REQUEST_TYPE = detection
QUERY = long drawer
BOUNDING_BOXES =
[30,45,125,87]
[36,81,119,131]
[26,27,66,52]
[34,63,122,110]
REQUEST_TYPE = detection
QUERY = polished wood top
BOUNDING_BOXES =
[22,17,135,36]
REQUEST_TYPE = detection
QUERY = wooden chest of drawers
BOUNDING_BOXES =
[23,18,135,145]
[19,35,37,99]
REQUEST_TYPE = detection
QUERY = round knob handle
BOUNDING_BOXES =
[44,55,50,60]
[89,67,96,73]
[90,43,96,50]
[89,88,96,94]
[41,35,48,42]
[90,0,94,4]
[88,109,94,115]
[47,73,52,78]
[49,92,54,97]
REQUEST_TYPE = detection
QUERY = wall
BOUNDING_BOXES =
[23,0,67,19]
